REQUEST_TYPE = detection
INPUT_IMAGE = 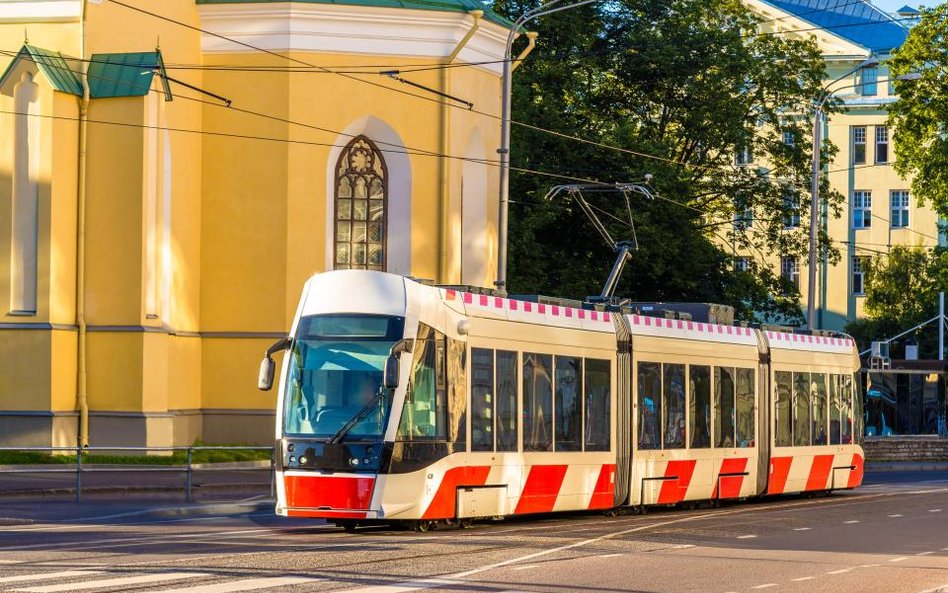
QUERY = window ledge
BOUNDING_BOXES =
[7,309,36,317]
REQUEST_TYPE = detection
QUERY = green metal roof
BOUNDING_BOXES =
[195,0,514,28]
[88,51,171,99]
[0,44,83,96]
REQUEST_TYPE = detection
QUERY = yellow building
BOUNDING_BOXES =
[740,0,937,332]
[0,0,513,447]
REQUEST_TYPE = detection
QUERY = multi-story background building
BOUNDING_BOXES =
[741,0,937,332]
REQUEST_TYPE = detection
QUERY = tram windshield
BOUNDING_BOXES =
[282,314,404,440]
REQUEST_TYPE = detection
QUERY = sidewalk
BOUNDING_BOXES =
[865,460,948,472]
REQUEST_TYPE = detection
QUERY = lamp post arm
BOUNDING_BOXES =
[496,0,599,294]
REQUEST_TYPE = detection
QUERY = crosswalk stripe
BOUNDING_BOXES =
[14,572,207,593]
[0,572,104,585]
[149,576,322,593]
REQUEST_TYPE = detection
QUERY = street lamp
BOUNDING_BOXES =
[495,0,598,295]
[807,56,879,330]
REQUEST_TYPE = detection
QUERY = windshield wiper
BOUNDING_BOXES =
[327,389,385,445]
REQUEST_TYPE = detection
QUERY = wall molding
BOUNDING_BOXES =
[197,2,509,75]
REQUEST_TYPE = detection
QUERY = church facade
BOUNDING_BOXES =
[0,0,513,447]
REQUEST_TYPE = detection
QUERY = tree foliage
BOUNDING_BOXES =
[846,246,948,358]
[888,4,948,217]
[492,0,839,323]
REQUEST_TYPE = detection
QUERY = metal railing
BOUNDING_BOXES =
[0,445,275,502]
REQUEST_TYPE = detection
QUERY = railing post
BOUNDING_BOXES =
[75,444,82,502]
[270,447,276,498]
[185,447,192,502]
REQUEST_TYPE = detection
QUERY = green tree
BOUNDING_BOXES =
[494,0,839,323]
[888,5,948,217]
[846,246,948,358]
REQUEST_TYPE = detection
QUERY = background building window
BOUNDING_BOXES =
[891,190,910,228]
[853,191,872,228]
[852,126,867,164]
[875,126,889,163]
[780,256,799,289]
[733,201,752,230]
[735,145,752,166]
[852,256,869,295]
[334,136,387,271]
[735,257,751,272]
[782,187,800,229]
[782,130,795,146]
[858,67,878,96]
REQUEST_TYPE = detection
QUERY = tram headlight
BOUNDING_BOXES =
[289,456,296,464]
[349,457,359,467]
[299,456,308,465]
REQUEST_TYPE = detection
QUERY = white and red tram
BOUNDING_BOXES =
[258,270,864,529]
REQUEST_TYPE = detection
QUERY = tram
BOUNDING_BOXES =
[258,270,864,530]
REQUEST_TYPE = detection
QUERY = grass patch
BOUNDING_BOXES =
[0,444,272,465]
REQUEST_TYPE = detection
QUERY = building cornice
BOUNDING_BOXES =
[197,2,509,75]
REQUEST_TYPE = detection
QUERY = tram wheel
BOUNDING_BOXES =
[413,520,433,532]
[337,520,357,533]
[603,508,620,517]
[458,518,474,529]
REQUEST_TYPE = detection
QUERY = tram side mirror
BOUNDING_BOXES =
[383,354,400,390]
[258,337,292,391]
[384,338,415,390]
[258,357,275,391]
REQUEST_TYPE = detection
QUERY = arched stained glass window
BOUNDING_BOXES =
[335,136,387,271]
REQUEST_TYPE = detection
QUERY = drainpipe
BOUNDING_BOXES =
[439,10,481,285]
[76,0,91,447]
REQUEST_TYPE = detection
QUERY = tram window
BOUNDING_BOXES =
[555,356,582,451]
[714,367,736,448]
[775,371,793,447]
[663,364,686,449]
[397,324,447,440]
[496,350,519,452]
[829,374,842,445]
[689,365,711,449]
[523,353,553,452]
[811,374,827,445]
[471,348,494,452]
[447,338,467,448]
[736,368,755,447]
[637,362,662,450]
[793,372,811,446]
[841,374,853,444]
[584,358,611,451]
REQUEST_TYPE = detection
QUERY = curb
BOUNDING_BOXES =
[865,462,948,472]
[0,482,271,499]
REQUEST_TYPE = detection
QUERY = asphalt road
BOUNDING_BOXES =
[1,471,947,593]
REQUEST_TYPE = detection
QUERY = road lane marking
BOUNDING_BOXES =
[511,565,537,571]
[15,572,207,593]
[598,553,623,558]
[859,564,880,568]
[147,576,322,593]
[737,535,757,539]
[751,584,777,589]
[0,572,105,585]
[929,509,942,513]
[889,514,904,518]
[791,577,814,582]
[672,544,695,549]
[793,527,811,531]
[844,520,860,524]
[917,551,935,556]
[827,569,852,575]
[890,557,908,562]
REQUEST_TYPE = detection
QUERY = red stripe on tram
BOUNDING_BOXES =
[515,465,569,514]
[587,464,617,510]
[767,457,793,495]
[847,452,865,488]
[806,454,835,491]
[421,466,491,520]
[712,457,749,499]
[657,459,697,504]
